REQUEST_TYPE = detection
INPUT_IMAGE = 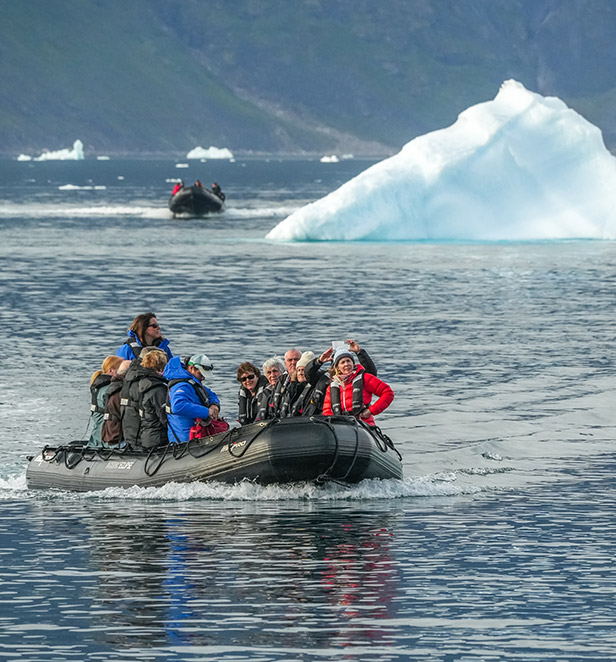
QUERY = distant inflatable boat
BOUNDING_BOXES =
[168,185,224,216]
[26,416,403,492]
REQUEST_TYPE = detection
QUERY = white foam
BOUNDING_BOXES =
[268,80,616,242]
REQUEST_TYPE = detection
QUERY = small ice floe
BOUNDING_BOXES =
[17,154,32,161]
[96,155,110,161]
[58,184,107,191]
[34,139,85,161]
[186,145,234,159]
[175,163,189,168]
[320,154,339,163]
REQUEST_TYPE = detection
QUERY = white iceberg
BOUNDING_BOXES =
[186,145,234,159]
[17,154,32,161]
[320,154,339,163]
[33,139,85,161]
[267,80,616,241]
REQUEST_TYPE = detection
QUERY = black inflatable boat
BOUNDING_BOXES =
[26,416,403,492]
[168,185,224,216]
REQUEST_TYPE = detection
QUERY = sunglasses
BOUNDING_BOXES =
[148,323,160,329]
[240,374,256,382]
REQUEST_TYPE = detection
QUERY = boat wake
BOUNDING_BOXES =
[0,466,483,502]
[0,203,170,219]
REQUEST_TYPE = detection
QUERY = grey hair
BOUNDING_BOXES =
[262,356,285,374]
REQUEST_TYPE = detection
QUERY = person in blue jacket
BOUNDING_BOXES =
[116,312,173,361]
[163,354,221,443]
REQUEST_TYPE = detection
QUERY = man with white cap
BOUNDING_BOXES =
[163,353,221,443]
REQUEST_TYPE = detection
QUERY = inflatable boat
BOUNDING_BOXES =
[168,185,224,216]
[26,416,403,492]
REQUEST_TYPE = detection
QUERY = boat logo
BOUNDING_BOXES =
[105,461,135,470]
[221,439,247,452]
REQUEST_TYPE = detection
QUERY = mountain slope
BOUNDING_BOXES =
[1,0,615,155]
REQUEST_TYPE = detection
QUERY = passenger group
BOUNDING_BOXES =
[87,312,394,450]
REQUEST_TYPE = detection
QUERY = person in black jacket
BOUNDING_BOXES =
[136,349,169,449]
[236,361,268,426]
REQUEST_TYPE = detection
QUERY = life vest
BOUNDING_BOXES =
[165,377,211,415]
[330,368,365,416]
[292,372,330,417]
[120,363,145,444]
[238,376,267,425]
[123,339,144,359]
[90,374,112,414]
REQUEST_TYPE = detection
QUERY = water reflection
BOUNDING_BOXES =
[79,504,401,653]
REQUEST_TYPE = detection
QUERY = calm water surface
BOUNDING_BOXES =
[0,158,615,661]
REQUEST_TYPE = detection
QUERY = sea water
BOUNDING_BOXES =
[0,158,615,661]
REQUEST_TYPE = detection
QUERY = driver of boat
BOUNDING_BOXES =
[171,180,184,196]
[163,354,221,443]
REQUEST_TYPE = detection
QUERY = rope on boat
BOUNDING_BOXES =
[310,417,343,484]
[227,419,280,458]
[364,422,402,461]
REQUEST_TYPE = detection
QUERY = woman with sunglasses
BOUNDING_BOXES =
[116,312,173,361]
[236,361,268,425]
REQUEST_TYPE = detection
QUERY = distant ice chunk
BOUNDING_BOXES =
[186,145,234,159]
[17,154,32,161]
[34,139,85,161]
[320,154,339,163]
[268,81,616,241]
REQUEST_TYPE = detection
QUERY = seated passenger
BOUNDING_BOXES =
[194,179,203,188]
[256,356,285,420]
[237,361,268,425]
[116,312,173,361]
[322,347,393,426]
[87,355,124,447]
[272,348,302,418]
[119,347,161,448]
[171,180,184,196]
[211,182,226,201]
[102,359,131,447]
[136,349,169,449]
[163,354,221,443]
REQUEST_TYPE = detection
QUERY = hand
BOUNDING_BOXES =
[347,339,360,353]
[359,407,371,420]
[319,347,334,363]
[209,405,220,420]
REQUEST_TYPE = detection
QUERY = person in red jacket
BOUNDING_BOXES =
[322,347,393,426]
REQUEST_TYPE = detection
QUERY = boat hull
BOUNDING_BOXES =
[168,186,223,216]
[26,416,403,492]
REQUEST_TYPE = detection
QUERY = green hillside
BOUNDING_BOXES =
[1,0,615,156]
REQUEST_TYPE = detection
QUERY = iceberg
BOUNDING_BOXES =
[186,145,234,159]
[267,81,616,241]
[34,139,84,161]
